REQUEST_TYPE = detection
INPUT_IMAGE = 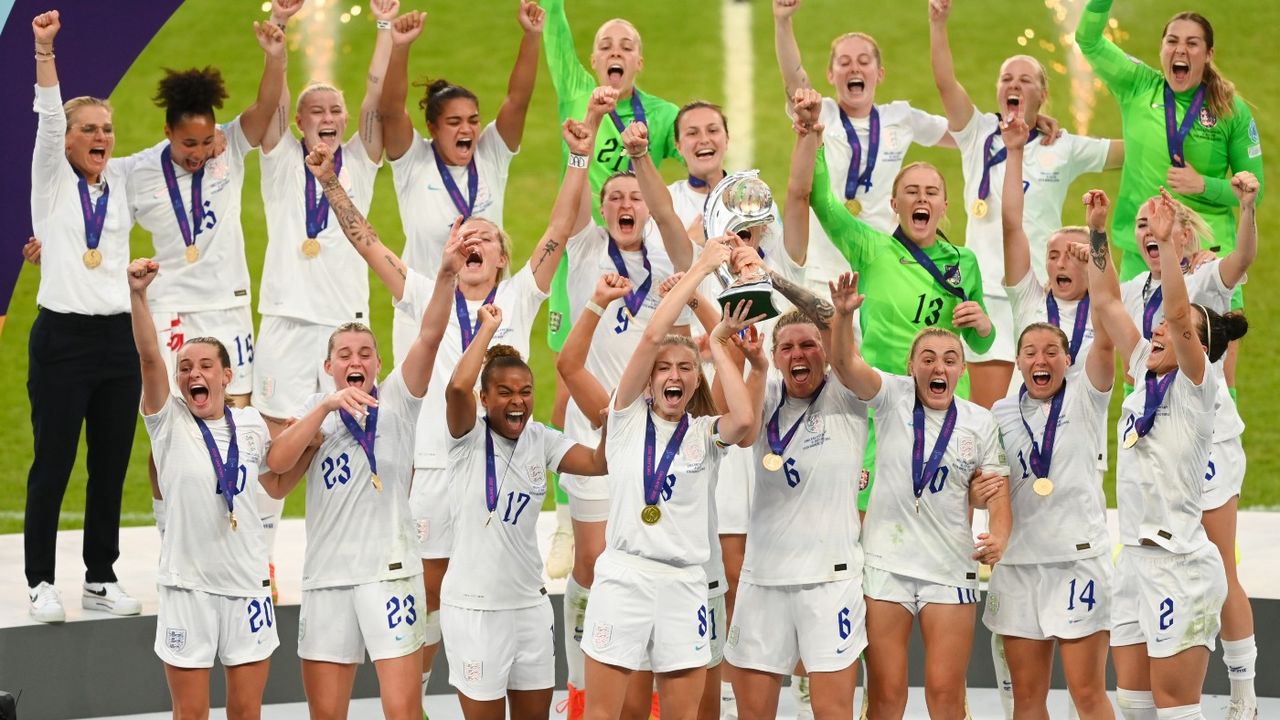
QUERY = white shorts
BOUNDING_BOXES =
[152,306,255,396]
[964,292,1015,364]
[1201,436,1245,511]
[411,467,452,559]
[862,566,980,615]
[155,586,279,669]
[706,592,726,667]
[1110,544,1226,658]
[581,550,711,673]
[251,315,335,419]
[715,445,753,535]
[725,578,867,675]
[298,575,427,663]
[983,555,1112,641]
[561,413,609,509]
[441,599,556,701]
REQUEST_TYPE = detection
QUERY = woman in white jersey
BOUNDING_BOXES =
[1085,188,1246,720]
[263,146,456,720]
[827,273,1011,720]
[442,307,607,718]
[928,0,1123,408]
[1115,177,1259,718]
[379,2,543,354]
[129,257,296,717]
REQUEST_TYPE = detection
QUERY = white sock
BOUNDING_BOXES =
[1222,635,1258,705]
[421,670,432,714]
[152,498,167,538]
[1155,705,1202,720]
[991,633,1014,720]
[556,500,572,528]
[1116,689,1157,720]
[564,576,590,689]
[721,679,737,720]
[793,675,812,720]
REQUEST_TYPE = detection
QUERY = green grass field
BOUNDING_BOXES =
[1,0,1275,534]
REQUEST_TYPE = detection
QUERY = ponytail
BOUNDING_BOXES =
[1195,306,1248,363]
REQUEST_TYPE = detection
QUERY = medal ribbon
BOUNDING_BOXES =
[455,286,499,351]
[1164,83,1206,168]
[892,227,966,301]
[338,385,379,478]
[838,105,880,201]
[303,142,343,239]
[433,143,479,219]
[609,91,647,133]
[1017,381,1066,478]
[75,172,110,252]
[1142,278,1164,340]
[483,419,501,512]
[765,380,826,457]
[912,398,957,503]
[644,406,690,506]
[977,116,1039,201]
[606,235,654,317]
[1135,369,1178,439]
[160,145,205,252]
[195,407,240,520]
[1046,292,1090,363]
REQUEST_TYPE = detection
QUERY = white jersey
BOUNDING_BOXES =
[394,265,547,469]
[605,396,726,567]
[954,108,1109,292]
[992,379,1110,565]
[1120,260,1243,441]
[1116,342,1216,554]
[443,418,574,610]
[300,369,421,589]
[390,123,516,279]
[127,118,252,312]
[741,374,869,585]
[145,396,271,597]
[863,371,1004,587]
[31,83,134,315]
[258,134,379,326]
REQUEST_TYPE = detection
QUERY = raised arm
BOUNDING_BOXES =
[239,20,288,147]
[927,0,976,132]
[541,0,595,102]
[1083,189,1140,361]
[707,302,766,445]
[32,11,59,88]
[1000,116,1033,285]
[1151,190,1205,383]
[555,272,633,427]
[625,121,693,272]
[257,0,302,154]
[827,272,882,400]
[494,0,545,151]
[772,0,812,99]
[356,0,400,162]
[719,325,770,447]
[400,245,459,399]
[1074,0,1147,94]
[446,304,500,438]
[1216,172,1259,288]
[127,259,171,416]
[784,88,823,265]
[1057,240,1117,392]
[379,11,426,161]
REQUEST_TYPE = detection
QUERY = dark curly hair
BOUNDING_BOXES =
[153,66,227,128]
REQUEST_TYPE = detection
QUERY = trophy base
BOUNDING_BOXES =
[717,280,781,321]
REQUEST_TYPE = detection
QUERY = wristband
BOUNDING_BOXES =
[585,301,605,316]
[568,153,588,170]
[376,19,392,30]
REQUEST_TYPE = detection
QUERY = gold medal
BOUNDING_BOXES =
[1123,431,1139,449]
[914,498,921,514]
[641,504,661,525]
[762,453,784,472]
[83,248,102,269]
[185,245,200,263]
[302,237,322,258]
[1033,477,1054,496]
[371,473,383,492]
[844,198,863,216]
[229,511,238,531]
[971,199,988,219]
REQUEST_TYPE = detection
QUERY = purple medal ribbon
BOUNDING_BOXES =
[1141,273,1164,340]
[195,407,240,520]
[644,405,690,506]
[1164,83,1206,168]
[433,143,479,219]
[455,285,499,351]
[1017,381,1066,478]
[892,227,966,301]
[303,142,343,239]
[75,171,110,252]
[483,419,501,512]
[911,397,957,504]
[765,380,826,457]
[977,116,1039,201]
[160,145,205,252]
[687,170,726,190]
[606,235,653,317]
[837,105,880,202]
[609,91,647,134]
[1134,369,1178,438]
[338,385,379,478]
[1046,292,1090,363]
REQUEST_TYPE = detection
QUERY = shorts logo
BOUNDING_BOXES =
[593,622,613,649]
[1198,106,1217,129]
[527,464,547,495]
[858,469,870,491]
[165,627,187,652]
[804,413,824,435]
[986,592,1000,615]
[415,518,430,543]
[298,619,306,641]
[464,661,483,683]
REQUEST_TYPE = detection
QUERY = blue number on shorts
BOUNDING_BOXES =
[1205,459,1217,483]
[928,466,949,494]
[1067,578,1097,612]
[234,334,254,367]
[837,607,852,640]
[321,453,351,489]
[1158,598,1175,630]
[247,597,274,633]
[1016,450,1029,480]
[784,457,801,488]
[502,491,532,525]
[697,605,708,638]
[212,465,249,496]
[709,605,718,640]
[614,306,630,334]
[660,473,677,501]
[386,594,417,628]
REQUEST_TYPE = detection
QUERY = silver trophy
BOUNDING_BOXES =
[702,170,781,320]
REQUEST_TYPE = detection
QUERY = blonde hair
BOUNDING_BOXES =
[1000,54,1049,94]
[1163,12,1236,119]
[828,32,882,70]
[326,321,378,357]
[63,96,112,127]
[891,161,948,200]
[656,335,716,418]
[1141,194,1216,252]
[594,18,642,52]
[770,310,819,350]
[296,82,347,116]
[461,217,513,283]
[908,327,963,363]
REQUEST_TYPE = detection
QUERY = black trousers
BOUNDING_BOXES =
[24,309,141,588]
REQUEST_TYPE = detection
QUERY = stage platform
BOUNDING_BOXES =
[2,511,1278,719]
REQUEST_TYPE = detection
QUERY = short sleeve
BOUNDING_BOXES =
[609,391,646,435]
[1005,269,1046,332]
[1069,134,1111,177]
[826,374,871,417]
[868,370,907,414]
[976,413,1005,474]
[543,425,577,473]
[393,268,435,318]
[1126,340,1152,382]
[950,105,988,152]
[222,117,254,161]
[480,120,519,164]
[389,128,431,174]
[906,105,950,147]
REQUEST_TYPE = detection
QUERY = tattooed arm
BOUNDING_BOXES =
[258,0,303,154]
[1082,189,1139,362]
[768,267,835,344]
[357,0,400,163]
[305,142,410,300]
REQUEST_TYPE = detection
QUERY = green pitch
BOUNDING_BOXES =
[0,0,1275,534]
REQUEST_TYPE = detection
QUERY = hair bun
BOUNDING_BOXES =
[1221,311,1249,342]
[484,344,523,363]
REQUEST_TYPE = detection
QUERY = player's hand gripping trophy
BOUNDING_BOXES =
[703,170,782,320]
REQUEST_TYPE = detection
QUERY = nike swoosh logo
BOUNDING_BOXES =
[86,587,107,597]
[694,643,707,651]
[1154,636,1171,643]
[395,634,406,642]
[836,644,855,654]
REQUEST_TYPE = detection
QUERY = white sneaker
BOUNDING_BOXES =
[546,527,574,580]
[29,582,65,623]
[1225,699,1259,720]
[82,582,142,616]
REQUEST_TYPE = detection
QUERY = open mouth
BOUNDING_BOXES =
[456,137,473,152]
[619,213,636,232]
[346,371,365,387]
[504,410,526,426]
[608,63,624,81]
[318,128,338,141]
[694,148,716,159]
[1144,239,1160,260]
[1031,370,1051,388]
[1005,95,1021,113]
[928,377,948,395]
[662,384,683,403]
[190,382,209,403]
[89,147,106,160]
[790,364,811,384]
[1054,274,1072,291]
[910,207,931,230]
[465,250,483,269]
[1172,60,1190,82]
[1152,341,1166,353]
[847,77,866,93]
